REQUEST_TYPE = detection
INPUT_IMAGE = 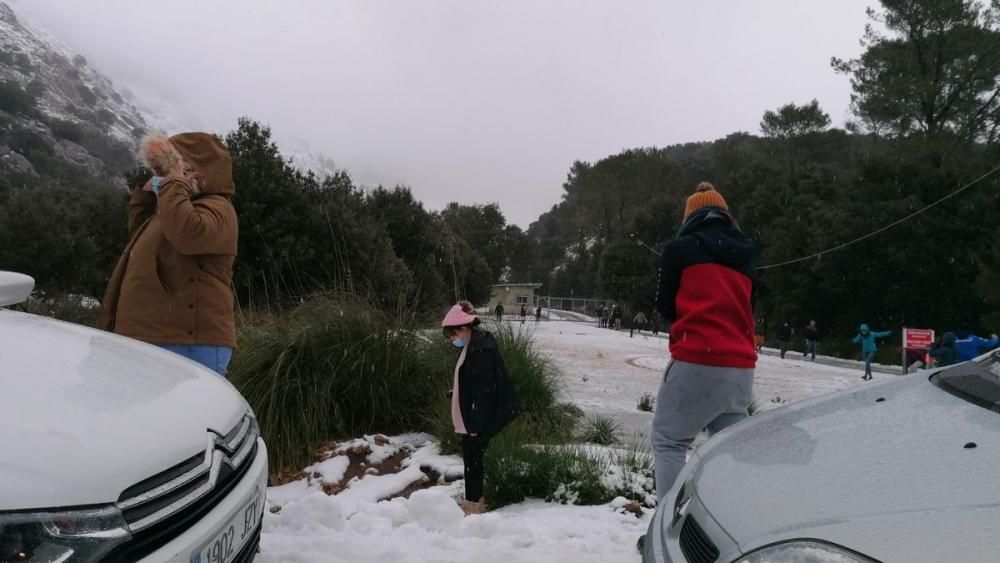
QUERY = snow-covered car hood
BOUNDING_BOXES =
[0,310,248,510]
[692,370,1000,561]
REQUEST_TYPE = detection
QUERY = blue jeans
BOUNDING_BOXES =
[805,340,817,360]
[863,351,875,379]
[159,344,233,376]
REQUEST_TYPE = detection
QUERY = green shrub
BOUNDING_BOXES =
[637,392,655,412]
[78,129,135,172]
[50,119,85,143]
[25,79,45,97]
[96,109,116,126]
[19,294,100,326]
[77,85,97,106]
[578,414,622,445]
[9,128,52,160]
[604,433,656,502]
[483,433,655,509]
[0,80,36,115]
[483,435,608,509]
[229,295,450,471]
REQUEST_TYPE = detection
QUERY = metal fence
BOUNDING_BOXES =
[481,296,619,323]
[536,296,615,322]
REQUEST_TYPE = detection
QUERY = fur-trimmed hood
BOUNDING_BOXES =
[140,132,235,197]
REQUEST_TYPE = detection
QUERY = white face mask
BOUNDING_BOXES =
[151,175,166,195]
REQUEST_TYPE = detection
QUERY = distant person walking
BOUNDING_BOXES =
[754,317,766,352]
[778,321,792,359]
[631,311,648,338]
[441,301,520,515]
[650,310,662,336]
[610,304,622,330]
[494,303,504,323]
[803,320,820,361]
[650,182,756,503]
[853,324,892,381]
[600,305,610,328]
[535,305,542,324]
[520,304,527,324]
[98,132,238,376]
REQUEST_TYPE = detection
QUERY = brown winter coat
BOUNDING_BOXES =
[97,133,238,347]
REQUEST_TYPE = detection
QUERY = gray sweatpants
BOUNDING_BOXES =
[650,359,754,501]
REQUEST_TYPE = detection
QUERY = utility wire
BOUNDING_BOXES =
[757,163,1000,270]
[634,165,1000,268]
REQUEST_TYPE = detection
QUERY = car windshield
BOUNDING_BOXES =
[975,351,1000,380]
[931,354,1000,413]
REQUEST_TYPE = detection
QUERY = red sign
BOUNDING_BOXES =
[903,328,934,349]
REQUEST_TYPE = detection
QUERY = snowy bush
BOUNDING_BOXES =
[484,437,608,509]
[483,434,656,510]
[577,414,622,446]
[637,392,655,412]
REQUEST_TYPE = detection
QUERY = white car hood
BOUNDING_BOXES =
[0,310,248,510]
[693,370,1000,561]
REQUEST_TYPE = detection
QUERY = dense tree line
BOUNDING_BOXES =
[0,114,528,316]
[527,0,1000,356]
[226,118,533,313]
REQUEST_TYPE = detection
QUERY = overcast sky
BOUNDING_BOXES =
[12,0,872,227]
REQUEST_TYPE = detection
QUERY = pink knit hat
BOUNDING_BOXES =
[441,302,478,328]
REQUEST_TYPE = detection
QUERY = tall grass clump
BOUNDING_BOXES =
[637,392,655,412]
[578,414,623,445]
[230,294,449,471]
[483,433,608,508]
[483,431,656,509]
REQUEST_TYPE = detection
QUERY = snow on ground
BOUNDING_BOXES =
[260,488,648,563]
[260,435,648,563]
[530,319,899,435]
[260,317,886,562]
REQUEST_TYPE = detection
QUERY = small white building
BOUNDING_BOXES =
[489,283,543,312]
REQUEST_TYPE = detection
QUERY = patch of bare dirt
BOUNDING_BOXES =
[270,435,437,501]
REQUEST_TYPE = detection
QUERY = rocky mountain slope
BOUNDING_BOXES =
[0,1,147,183]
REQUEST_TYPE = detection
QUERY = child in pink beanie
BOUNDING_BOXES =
[441,301,519,515]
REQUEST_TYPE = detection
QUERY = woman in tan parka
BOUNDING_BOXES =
[98,132,238,375]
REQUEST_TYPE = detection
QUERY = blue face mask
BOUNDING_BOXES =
[451,338,466,349]
[151,175,165,195]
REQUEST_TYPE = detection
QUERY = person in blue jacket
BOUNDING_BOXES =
[853,324,892,381]
[952,325,1000,363]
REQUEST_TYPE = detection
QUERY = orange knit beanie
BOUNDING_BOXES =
[683,182,728,220]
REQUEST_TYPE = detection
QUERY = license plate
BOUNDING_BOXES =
[191,482,265,563]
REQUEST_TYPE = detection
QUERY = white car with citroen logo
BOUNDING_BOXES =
[0,272,268,563]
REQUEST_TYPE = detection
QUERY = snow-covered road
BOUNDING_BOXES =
[532,319,895,435]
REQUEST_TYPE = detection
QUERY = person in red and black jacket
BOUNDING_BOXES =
[650,182,757,500]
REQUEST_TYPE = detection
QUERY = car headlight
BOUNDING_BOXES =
[0,505,131,562]
[736,540,876,563]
